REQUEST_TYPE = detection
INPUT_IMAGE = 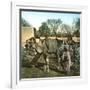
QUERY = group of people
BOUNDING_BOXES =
[24,36,79,74]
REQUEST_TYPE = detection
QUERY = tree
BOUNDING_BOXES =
[72,18,80,37]
[39,22,50,36]
[73,30,80,37]
[34,27,41,38]
[47,19,62,35]
[61,24,71,33]
[38,19,62,37]
[21,18,31,27]
[56,24,72,37]
[75,18,80,30]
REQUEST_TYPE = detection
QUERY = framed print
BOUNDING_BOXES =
[11,2,87,88]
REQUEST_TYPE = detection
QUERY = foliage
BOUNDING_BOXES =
[47,19,62,35]
[75,18,80,30]
[74,46,80,65]
[38,19,62,37]
[21,18,30,27]
[72,18,80,37]
[73,30,80,37]
[39,22,50,37]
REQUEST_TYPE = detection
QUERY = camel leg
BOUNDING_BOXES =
[46,57,49,72]
[44,65,47,72]
[66,51,72,74]
[57,57,61,70]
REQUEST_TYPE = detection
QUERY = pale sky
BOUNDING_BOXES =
[21,10,80,30]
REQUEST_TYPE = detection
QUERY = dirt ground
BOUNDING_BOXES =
[20,65,80,79]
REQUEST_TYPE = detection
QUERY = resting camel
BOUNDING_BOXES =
[24,37,73,73]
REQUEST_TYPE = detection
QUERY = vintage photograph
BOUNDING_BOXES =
[20,9,80,79]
